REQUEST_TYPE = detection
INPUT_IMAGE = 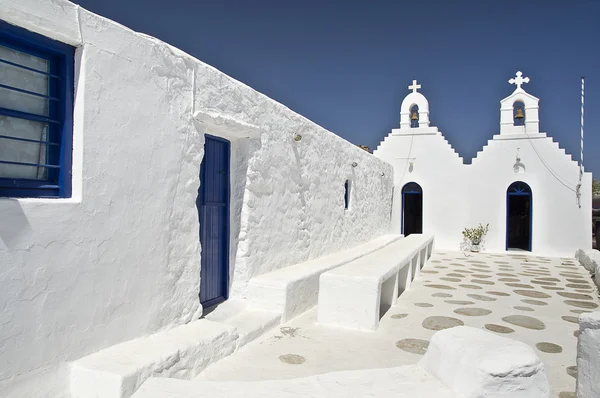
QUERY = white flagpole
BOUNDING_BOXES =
[581,76,585,180]
[576,76,585,208]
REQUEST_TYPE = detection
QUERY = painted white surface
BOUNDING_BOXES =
[71,320,238,398]
[575,249,600,289]
[375,76,592,256]
[132,365,455,398]
[576,311,600,398]
[0,2,393,396]
[317,234,433,331]
[420,326,550,398]
[246,234,402,322]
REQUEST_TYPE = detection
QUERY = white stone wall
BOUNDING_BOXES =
[375,112,592,257]
[0,2,393,396]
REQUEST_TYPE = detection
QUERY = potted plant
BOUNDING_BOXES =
[462,223,489,252]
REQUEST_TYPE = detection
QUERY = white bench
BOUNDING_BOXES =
[246,234,402,322]
[317,233,434,331]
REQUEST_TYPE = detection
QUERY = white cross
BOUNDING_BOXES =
[509,71,530,90]
[408,79,421,93]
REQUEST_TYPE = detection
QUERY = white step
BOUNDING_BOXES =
[70,320,238,398]
[131,365,455,398]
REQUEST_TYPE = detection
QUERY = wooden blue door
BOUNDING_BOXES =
[198,135,230,308]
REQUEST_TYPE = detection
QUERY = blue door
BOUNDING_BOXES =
[402,182,423,236]
[198,135,230,308]
[506,181,532,251]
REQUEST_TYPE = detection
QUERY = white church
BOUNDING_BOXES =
[374,75,592,256]
[0,1,597,398]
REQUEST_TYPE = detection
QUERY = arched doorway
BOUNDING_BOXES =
[402,182,423,236]
[506,181,532,251]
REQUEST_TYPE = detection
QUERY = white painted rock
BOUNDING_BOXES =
[576,311,600,398]
[575,249,600,289]
[419,326,550,398]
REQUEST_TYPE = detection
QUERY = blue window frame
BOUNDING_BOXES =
[0,20,74,198]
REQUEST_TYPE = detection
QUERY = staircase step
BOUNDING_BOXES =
[70,320,238,398]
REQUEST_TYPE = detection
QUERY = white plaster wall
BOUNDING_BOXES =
[375,118,591,257]
[0,2,393,396]
[469,133,592,256]
[374,127,465,249]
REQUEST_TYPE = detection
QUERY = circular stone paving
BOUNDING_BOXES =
[391,313,409,319]
[422,316,464,331]
[514,306,534,312]
[471,274,493,279]
[454,307,492,316]
[466,294,496,302]
[559,392,576,398]
[445,300,475,305]
[440,277,462,282]
[564,300,599,309]
[487,291,510,296]
[432,292,453,298]
[566,366,577,379]
[420,270,438,274]
[541,286,564,291]
[566,283,591,289]
[395,338,429,355]
[521,299,548,306]
[505,283,535,289]
[485,324,515,334]
[536,342,562,353]
[561,316,579,324]
[513,290,551,299]
[570,309,591,314]
[279,354,306,364]
[425,284,456,290]
[535,277,561,282]
[558,292,594,300]
[499,277,521,282]
[497,273,518,277]
[502,315,545,330]
[471,279,495,285]
[415,302,433,307]
[459,284,483,290]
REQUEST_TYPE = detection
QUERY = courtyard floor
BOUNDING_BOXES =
[196,251,600,398]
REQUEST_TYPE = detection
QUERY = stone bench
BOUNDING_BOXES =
[420,326,550,397]
[317,233,434,331]
[246,234,402,322]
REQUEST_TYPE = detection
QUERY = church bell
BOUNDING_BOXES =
[515,107,524,119]
[411,110,419,120]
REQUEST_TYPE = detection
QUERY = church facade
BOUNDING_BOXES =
[374,75,592,257]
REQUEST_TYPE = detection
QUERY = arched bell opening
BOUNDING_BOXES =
[410,105,419,128]
[513,101,525,126]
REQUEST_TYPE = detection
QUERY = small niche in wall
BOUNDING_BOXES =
[344,180,352,210]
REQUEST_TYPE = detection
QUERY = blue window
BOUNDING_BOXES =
[0,21,74,198]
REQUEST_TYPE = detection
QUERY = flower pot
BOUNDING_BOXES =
[471,241,481,252]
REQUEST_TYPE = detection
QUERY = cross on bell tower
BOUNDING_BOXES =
[408,79,421,93]
[509,71,530,90]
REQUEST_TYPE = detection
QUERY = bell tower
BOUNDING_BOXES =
[400,80,430,129]
[500,71,540,135]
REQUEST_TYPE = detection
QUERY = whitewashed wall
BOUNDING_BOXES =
[0,1,393,396]
[375,117,592,256]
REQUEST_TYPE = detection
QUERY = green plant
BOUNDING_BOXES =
[462,223,489,245]
[593,178,600,196]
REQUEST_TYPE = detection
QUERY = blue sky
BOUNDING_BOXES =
[73,0,600,178]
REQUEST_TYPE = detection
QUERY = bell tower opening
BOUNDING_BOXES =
[410,105,419,128]
[513,101,525,126]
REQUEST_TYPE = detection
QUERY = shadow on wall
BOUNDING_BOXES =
[0,199,32,249]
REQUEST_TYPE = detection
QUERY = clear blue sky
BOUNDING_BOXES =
[73,0,600,178]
